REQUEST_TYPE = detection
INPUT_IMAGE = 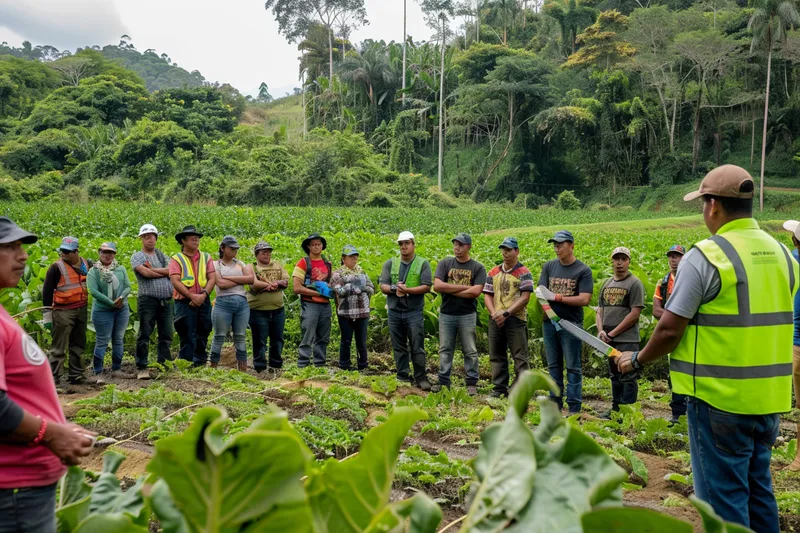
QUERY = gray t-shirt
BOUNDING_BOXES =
[434,257,487,316]
[379,257,432,312]
[598,273,645,343]
[664,248,721,319]
[538,259,594,324]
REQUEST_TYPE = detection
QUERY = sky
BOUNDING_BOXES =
[0,0,440,98]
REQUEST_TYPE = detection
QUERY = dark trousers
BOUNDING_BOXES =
[338,316,369,370]
[608,340,640,410]
[0,483,56,533]
[388,309,428,383]
[488,316,530,395]
[688,398,780,532]
[48,306,87,380]
[249,308,285,370]
[667,375,688,418]
[173,298,212,366]
[135,296,174,369]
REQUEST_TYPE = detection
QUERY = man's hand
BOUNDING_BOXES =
[599,331,611,343]
[188,293,205,307]
[396,282,407,297]
[616,351,635,374]
[43,422,98,466]
[537,285,557,302]
[43,310,53,331]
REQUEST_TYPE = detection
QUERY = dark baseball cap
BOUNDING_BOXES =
[666,245,686,256]
[253,241,273,253]
[0,217,37,245]
[452,233,472,245]
[220,235,241,249]
[548,230,574,243]
[499,237,519,249]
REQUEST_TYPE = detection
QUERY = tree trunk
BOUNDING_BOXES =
[669,96,677,152]
[692,72,703,172]
[476,0,480,43]
[438,17,446,192]
[759,44,773,212]
[302,70,308,139]
[402,0,407,108]
[328,28,334,82]
[750,106,755,166]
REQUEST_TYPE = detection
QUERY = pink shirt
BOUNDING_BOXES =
[0,306,67,488]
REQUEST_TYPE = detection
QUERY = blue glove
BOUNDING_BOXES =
[314,281,333,299]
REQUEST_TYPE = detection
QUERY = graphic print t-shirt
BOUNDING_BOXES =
[292,258,330,304]
[434,257,487,316]
[537,259,594,324]
[599,274,645,343]
[484,263,534,320]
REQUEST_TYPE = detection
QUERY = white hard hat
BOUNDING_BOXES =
[138,224,159,237]
[397,231,415,243]
[783,220,800,240]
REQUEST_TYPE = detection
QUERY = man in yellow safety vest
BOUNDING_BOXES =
[617,165,799,532]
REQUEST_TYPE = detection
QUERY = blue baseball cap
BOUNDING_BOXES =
[60,236,79,251]
[341,244,359,256]
[499,237,519,249]
[548,230,574,243]
[98,242,117,253]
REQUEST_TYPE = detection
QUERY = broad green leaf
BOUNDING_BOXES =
[56,467,92,533]
[690,497,754,533]
[306,406,429,533]
[365,493,442,533]
[147,407,314,533]
[461,371,552,532]
[147,480,190,533]
[581,507,693,532]
[87,451,149,525]
[73,513,148,533]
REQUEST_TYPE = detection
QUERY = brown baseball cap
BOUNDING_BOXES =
[683,165,754,202]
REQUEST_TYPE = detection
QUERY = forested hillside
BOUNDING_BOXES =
[2,0,800,209]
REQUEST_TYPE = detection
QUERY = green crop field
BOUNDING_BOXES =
[3,202,799,532]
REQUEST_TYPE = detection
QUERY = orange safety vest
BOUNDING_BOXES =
[54,259,89,307]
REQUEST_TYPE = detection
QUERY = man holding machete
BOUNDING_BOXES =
[617,165,798,532]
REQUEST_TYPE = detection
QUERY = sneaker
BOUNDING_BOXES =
[466,385,478,397]
[416,378,432,391]
[69,375,99,385]
[668,415,681,427]
[430,383,448,393]
[489,390,508,398]
[137,369,152,380]
[110,370,136,379]
[597,408,615,420]
[236,361,248,372]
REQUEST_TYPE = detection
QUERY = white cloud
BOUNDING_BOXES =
[0,0,438,97]
[0,0,127,50]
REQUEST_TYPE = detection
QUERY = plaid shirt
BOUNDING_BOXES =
[330,269,374,319]
[131,250,173,300]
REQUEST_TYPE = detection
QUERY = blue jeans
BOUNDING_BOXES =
[91,304,130,374]
[688,398,780,532]
[388,309,428,382]
[438,312,479,386]
[174,298,212,366]
[339,316,368,370]
[543,319,583,412]
[299,301,331,367]
[135,296,174,369]
[249,308,285,370]
[210,296,250,363]
[0,482,56,533]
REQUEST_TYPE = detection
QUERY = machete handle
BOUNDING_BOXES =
[609,349,622,358]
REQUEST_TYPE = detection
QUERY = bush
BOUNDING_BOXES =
[553,189,581,210]
[425,190,460,209]
[362,190,398,208]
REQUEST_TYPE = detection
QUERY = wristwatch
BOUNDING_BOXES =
[630,351,641,370]
[502,311,510,318]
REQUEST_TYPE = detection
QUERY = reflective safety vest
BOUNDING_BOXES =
[54,259,89,307]
[390,256,426,287]
[670,218,799,415]
[172,251,210,288]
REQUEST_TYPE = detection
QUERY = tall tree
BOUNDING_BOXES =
[419,0,456,191]
[264,0,368,81]
[748,0,799,211]
[258,82,273,103]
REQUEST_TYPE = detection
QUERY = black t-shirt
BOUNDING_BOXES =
[537,258,594,324]
[434,257,487,316]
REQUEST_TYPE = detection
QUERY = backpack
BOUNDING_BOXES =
[658,272,671,302]
[303,256,332,285]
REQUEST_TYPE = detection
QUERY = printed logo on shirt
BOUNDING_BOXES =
[549,277,577,296]
[602,286,629,307]
[22,333,47,366]
[256,267,282,283]
[447,269,473,286]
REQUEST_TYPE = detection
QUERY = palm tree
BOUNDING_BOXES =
[339,41,398,127]
[749,0,799,211]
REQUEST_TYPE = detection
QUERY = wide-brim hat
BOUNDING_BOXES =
[302,233,327,255]
[175,225,203,244]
